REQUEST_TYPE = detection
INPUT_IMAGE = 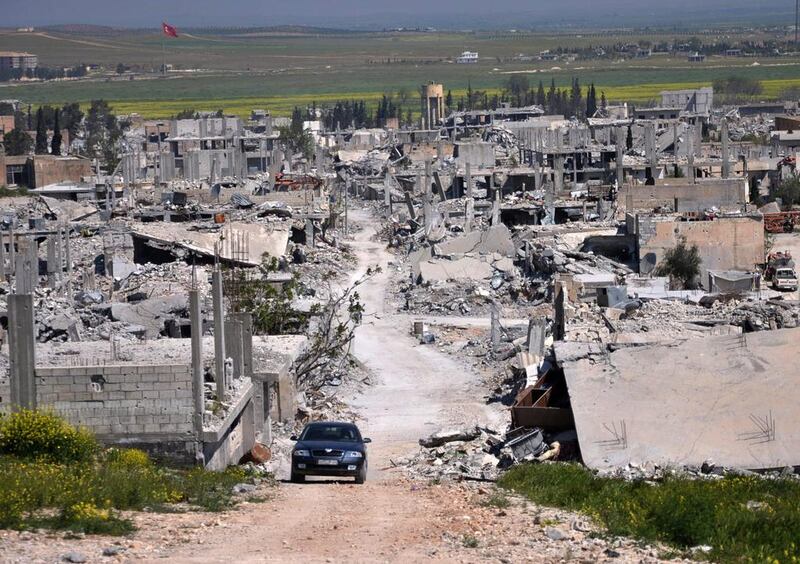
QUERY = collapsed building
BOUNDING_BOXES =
[342,83,800,476]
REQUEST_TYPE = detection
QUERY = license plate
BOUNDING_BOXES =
[317,459,338,466]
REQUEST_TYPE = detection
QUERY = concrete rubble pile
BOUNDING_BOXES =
[392,425,573,481]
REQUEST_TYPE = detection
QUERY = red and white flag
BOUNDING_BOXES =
[162,22,178,38]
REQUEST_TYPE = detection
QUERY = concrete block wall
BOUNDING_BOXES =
[33,364,195,439]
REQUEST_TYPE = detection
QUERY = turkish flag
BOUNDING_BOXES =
[162,22,178,38]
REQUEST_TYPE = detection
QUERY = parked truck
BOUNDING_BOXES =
[765,251,799,291]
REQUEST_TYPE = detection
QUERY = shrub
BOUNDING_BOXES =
[174,466,248,511]
[0,410,98,463]
[655,236,701,290]
[58,502,133,535]
[0,412,266,535]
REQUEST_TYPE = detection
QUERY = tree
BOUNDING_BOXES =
[294,267,379,388]
[51,109,62,156]
[600,90,607,110]
[85,100,123,171]
[536,81,546,106]
[656,236,702,290]
[278,106,314,160]
[506,75,530,107]
[570,78,583,117]
[35,108,48,154]
[586,83,597,118]
[60,103,83,138]
[626,125,634,150]
[445,89,453,111]
[115,63,126,75]
[773,176,800,209]
[2,129,32,156]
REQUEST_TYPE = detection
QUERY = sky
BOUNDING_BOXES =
[0,0,787,29]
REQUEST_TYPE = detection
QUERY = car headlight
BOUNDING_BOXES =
[345,451,363,458]
[293,449,310,457]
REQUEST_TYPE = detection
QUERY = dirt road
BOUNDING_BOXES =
[158,210,509,562]
[0,210,670,563]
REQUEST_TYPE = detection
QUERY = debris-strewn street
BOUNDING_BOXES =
[7,19,800,562]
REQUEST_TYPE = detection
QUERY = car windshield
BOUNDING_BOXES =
[301,424,360,442]
[777,270,795,279]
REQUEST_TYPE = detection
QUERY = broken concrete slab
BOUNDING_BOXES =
[110,294,188,339]
[435,224,515,258]
[563,327,800,471]
[132,222,290,266]
[418,255,515,283]
[419,426,481,448]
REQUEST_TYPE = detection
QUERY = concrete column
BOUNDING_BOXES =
[688,125,696,183]
[384,173,391,208]
[231,312,253,377]
[8,294,35,410]
[721,119,731,179]
[15,238,35,295]
[554,280,566,341]
[492,189,501,226]
[55,227,63,287]
[490,302,501,349]
[190,289,204,435]
[645,122,657,180]
[616,127,625,188]
[465,198,474,233]
[9,229,15,278]
[64,227,72,297]
[46,236,57,288]
[554,155,564,193]
[465,162,473,199]
[0,232,6,281]
[224,319,244,380]
[212,268,226,400]
[305,219,314,247]
[527,317,547,356]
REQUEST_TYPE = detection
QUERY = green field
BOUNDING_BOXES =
[1,27,800,117]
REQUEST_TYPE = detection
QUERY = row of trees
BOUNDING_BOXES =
[2,100,124,171]
[0,64,87,83]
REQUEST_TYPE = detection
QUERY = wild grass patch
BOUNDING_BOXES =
[0,411,269,535]
[500,463,800,563]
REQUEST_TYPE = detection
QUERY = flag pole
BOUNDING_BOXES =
[161,34,166,76]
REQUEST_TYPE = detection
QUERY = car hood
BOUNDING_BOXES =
[295,440,365,453]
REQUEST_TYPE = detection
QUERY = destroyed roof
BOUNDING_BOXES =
[559,327,800,471]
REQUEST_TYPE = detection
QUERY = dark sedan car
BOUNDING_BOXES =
[290,421,371,484]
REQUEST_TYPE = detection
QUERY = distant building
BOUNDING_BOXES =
[660,87,714,117]
[0,52,38,72]
[0,154,91,189]
[0,115,14,135]
[456,51,479,64]
[687,52,706,63]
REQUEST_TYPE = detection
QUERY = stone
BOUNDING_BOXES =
[545,527,567,541]
[232,483,257,494]
[62,553,88,563]
[102,546,125,556]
